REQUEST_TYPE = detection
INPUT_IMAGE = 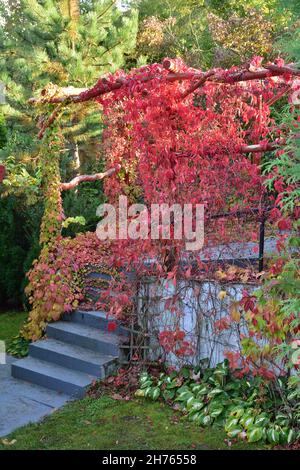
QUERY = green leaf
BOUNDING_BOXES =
[267,428,280,444]
[144,387,153,397]
[210,406,224,418]
[243,416,255,429]
[193,412,206,425]
[291,349,300,365]
[227,427,243,438]
[166,379,180,389]
[275,413,289,426]
[255,413,269,427]
[196,385,209,396]
[140,380,153,389]
[151,387,160,400]
[225,418,239,432]
[287,428,296,445]
[186,397,197,409]
[202,415,211,426]
[177,385,190,395]
[191,384,202,393]
[162,389,175,401]
[247,427,264,443]
[230,406,245,419]
[207,388,223,398]
[175,391,194,402]
[191,401,205,412]
[189,411,201,422]
[180,367,191,379]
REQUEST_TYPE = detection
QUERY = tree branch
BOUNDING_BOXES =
[240,142,279,153]
[29,63,300,107]
[60,165,120,191]
[181,70,216,99]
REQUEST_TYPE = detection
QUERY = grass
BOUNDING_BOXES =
[0,395,266,450]
[0,311,27,345]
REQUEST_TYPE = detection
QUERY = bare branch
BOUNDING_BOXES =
[181,70,216,99]
[240,142,279,153]
[61,165,120,191]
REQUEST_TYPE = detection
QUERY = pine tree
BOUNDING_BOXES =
[0,0,138,167]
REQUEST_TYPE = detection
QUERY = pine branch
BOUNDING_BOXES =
[97,0,117,21]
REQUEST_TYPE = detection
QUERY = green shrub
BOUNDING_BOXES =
[136,361,300,446]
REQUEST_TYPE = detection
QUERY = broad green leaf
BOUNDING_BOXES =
[191,384,203,393]
[151,387,160,400]
[255,414,269,427]
[162,389,175,401]
[244,416,255,429]
[140,380,153,389]
[177,386,190,395]
[225,418,239,432]
[247,427,264,443]
[180,367,191,379]
[227,427,243,438]
[207,388,223,398]
[275,413,289,426]
[210,406,224,418]
[175,391,194,402]
[189,411,201,422]
[267,428,280,444]
[140,375,150,383]
[196,385,209,396]
[186,396,197,409]
[191,400,205,411]
[230,406,245,419]
[287,428,296,445]
[202,415,211,426]
[144,387,153,397]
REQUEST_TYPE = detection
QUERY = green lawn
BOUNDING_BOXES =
[0,311,27,345]
[0,395,266,450]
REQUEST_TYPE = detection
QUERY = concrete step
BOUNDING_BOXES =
[64,310,130,337]
[11,357,95,398]
[29,338,118,376]
[46,321,127,356]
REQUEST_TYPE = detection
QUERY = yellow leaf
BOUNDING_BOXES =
[216,270,227,280]
[218,290,227,300]
[230,306,241,322]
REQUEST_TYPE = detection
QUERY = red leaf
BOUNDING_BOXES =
[107,321,117,332]
[0,165,5,183]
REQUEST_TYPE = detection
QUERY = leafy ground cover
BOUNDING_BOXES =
[0,395,264,450]
[136,362,300,447]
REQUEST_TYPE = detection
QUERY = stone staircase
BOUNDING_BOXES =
[11,310,130,398]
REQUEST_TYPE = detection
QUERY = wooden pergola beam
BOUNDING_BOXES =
[29,62,300,106]
[60,165,120,191]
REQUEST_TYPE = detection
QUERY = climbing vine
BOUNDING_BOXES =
[23,57,299,383]
[39,127,64,247]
